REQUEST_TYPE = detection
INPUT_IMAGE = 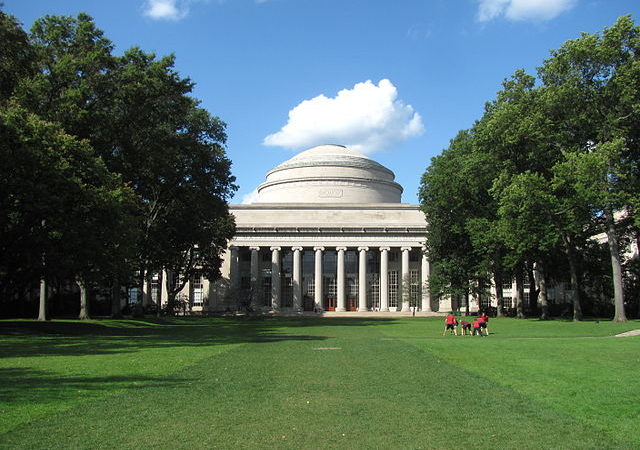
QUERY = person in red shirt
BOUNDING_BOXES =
[443,313,458,336]
[472,318,483,336]
[460,320,472,336]
[479,312,489,335]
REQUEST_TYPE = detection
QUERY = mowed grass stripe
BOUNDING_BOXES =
[1,318,631,449]
[378,317,640,449]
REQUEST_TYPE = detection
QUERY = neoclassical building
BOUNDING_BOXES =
[207,144,433,313]
[140,144,623,314]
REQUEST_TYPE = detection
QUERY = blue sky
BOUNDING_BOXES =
[6,0,640,204]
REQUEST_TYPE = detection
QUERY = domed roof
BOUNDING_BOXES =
[256,144,403,204]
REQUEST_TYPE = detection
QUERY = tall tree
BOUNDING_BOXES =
[540,16,640,322]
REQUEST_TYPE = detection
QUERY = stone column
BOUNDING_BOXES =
[336,247,347,312]
[401,247,411,312]
[203,278,211,311]
[314,247,324,312]
[380,247,390,312]
[160,269,169,309]
[292,247,303,311]
[250,246,260,309]
[358,247,368,311]
[271,247,281,311]
[421,247,431,312]
[229,246,239,291]
[142,273,151,307]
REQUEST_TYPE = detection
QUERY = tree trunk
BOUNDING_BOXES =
[562,234,583,321]
[38,278,47,321]
[515,267,525,319]
[77,279,90,320]
[535,261,549,320]
[527,266,539,316]
[494,273,504,317]
[604,208,628,322]
[133,268,145,318]
[464,292,470,316]
[111,278,122,318]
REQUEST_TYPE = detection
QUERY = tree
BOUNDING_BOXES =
[9,13,237,317]
[0,102,135,318]
[539,16,640,322]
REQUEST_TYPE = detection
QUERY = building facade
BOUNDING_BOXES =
[209,144,433,313]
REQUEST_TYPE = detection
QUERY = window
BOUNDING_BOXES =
[410,270,420,307]
[388,270,398,308]
[409,249,421,262]
[127,287,140,305]
[347,277,358,299]
[326,277,337,298]
[151,274,161,304]
[368,274,379,310]
[307,277,315,298]
[503,296,512,309]
[192,275,203,307]
[262,276,271,307]
[502,279,513,291]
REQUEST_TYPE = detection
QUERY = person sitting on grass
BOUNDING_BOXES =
[480,311,489,335]
[472,318,483,336]
[443,312,458,336]
[460,320,472,336]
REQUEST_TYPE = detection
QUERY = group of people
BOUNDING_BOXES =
[443,312,489,336]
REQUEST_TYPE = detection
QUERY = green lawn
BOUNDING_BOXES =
[1,316,638,449]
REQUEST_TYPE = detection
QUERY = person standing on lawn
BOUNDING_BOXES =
[472,317,483,336]
[480,311,490,335]
[443,313,458,336]
[460,320,472,336]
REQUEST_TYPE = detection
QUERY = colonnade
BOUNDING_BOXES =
[229,245,431,313]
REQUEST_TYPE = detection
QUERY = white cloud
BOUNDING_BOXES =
[263,79,424,154]
[143,0,268,21]
[241,188,260,204]
[477,0,577,22]
[143,0,189,21]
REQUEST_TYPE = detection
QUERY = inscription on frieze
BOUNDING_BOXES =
[319,188,343,198]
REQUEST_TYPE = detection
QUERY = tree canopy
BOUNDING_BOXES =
[420,15,640,321]
[0,10,237,318]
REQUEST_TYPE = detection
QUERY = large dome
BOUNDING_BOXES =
[256,144,403,203]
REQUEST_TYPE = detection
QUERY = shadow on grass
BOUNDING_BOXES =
[0,367,193,406]
[0,316,400,359]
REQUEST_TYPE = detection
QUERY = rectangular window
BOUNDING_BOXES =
[503,296,513,309]
[262,276,271,307]
[502,279,513,291]
[388,270,398,308]
[127,287,140,305]
[368,274,379,310]
[192,275,203,307]
[151,274,160,304]
[410,270,420,307]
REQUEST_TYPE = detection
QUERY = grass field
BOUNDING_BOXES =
[1,316,639,449]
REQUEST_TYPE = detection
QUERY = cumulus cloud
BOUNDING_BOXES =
[143,0,269,20]
[143,0,189,21]
[241,188,260,204]
[263,79,424,154]
[477,0,577,22]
